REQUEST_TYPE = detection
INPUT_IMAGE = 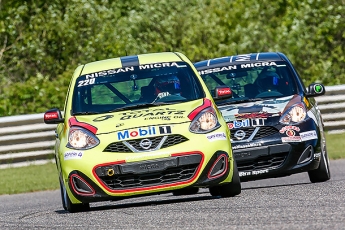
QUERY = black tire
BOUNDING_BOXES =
[308,144,331,183]
[209,160,241,197]
[172,187,199,196]
[59,177,90,213]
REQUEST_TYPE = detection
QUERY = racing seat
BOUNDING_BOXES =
[140,85,156,102]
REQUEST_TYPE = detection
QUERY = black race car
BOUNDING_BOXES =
[194,52,331,182]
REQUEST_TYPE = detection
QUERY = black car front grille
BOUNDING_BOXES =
[103,134,188,153]
[253,126,279,140]
[161,135,188,148]
[237,152,288,171]
[231,127,255,140]
[94,154,202,190]
[231,126,279,141]
[104,142,132,153]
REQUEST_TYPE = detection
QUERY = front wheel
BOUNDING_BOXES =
[59,177,90,213]
[308,148,331,183]
[209,160,241,197]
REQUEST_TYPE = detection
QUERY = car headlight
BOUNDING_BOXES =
[279,103,307,124]
[189,107,220,133]
[67,127,100,150]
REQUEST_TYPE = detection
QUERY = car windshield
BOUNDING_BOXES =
[198,61,299,102]
[72,61,205,114]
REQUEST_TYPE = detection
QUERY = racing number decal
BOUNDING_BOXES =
[159,126,172,134]
[78,78,95,87]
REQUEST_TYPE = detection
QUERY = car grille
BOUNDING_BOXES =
[231,126,278,141]
[94,154,202,190]
[103,134,188,153]
[231,127,255,140]
[252,126,279,139]
[237,152,287,171]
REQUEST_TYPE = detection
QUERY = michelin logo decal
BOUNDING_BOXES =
[206,132,227,142]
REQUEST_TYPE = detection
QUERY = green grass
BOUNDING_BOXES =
[0,131,343,195]
[0,163,59,195]
[325,132,345,159]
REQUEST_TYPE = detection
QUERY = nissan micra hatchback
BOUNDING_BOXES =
[194,52,330,183]
[44,52,241,212]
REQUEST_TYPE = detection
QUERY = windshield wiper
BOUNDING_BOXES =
[73,111,101,115]
[217,98,263,106]
[107,102,170,112]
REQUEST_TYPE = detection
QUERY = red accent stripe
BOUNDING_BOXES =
[92,152,204,194]
[207,154,228,179]
[68,117,98,134]
[70,174,95,196]
[188,98,212,120]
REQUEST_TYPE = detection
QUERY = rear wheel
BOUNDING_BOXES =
[172,187,199,196]
[308,143,331,183]
[59,177,90,213]
[209,160,241,197]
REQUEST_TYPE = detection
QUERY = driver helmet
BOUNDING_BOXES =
[154,75,181,96]
[257,71,280,92]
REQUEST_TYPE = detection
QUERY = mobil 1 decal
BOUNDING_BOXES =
[117,125,172,141]
[118,108,186,121]
[159,126,171,134]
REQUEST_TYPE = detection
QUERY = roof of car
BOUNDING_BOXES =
[80,52,187,75]
[194,52,288,70]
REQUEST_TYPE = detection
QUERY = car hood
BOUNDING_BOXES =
[73,99,204,134]
[218,95,300,122]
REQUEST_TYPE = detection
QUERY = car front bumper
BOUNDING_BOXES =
[231,118,322,182]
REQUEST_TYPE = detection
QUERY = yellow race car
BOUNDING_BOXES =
[44,52,241,213]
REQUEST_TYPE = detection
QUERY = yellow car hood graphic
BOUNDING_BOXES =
[75,99,204,134]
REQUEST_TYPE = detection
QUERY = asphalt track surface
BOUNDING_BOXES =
[0,159,344,230]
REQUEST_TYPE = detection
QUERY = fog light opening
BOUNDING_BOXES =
[70,174,95,196]
[208,154,228,179]
[297,145,314,164]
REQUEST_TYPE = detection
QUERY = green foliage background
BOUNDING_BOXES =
[1,0,344,116]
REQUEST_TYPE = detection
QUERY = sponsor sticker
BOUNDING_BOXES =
[232,142,262,150]
[239,169,269,177]
[236,112,272,119]
[206,132,227,142]
[281,136,302,142]
[64,151,83,160]
[300,130,318,141]
[227,118,266,129]
[279,126,300,133]
[119,108,186,120]
[198,60,277,75]
[286,129,295,137]
[227,119,250,129]
[117,126,172,140]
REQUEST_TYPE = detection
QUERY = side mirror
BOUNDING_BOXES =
[306,83,326,97]
[44,108,64,124]
[214,86,232,100]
